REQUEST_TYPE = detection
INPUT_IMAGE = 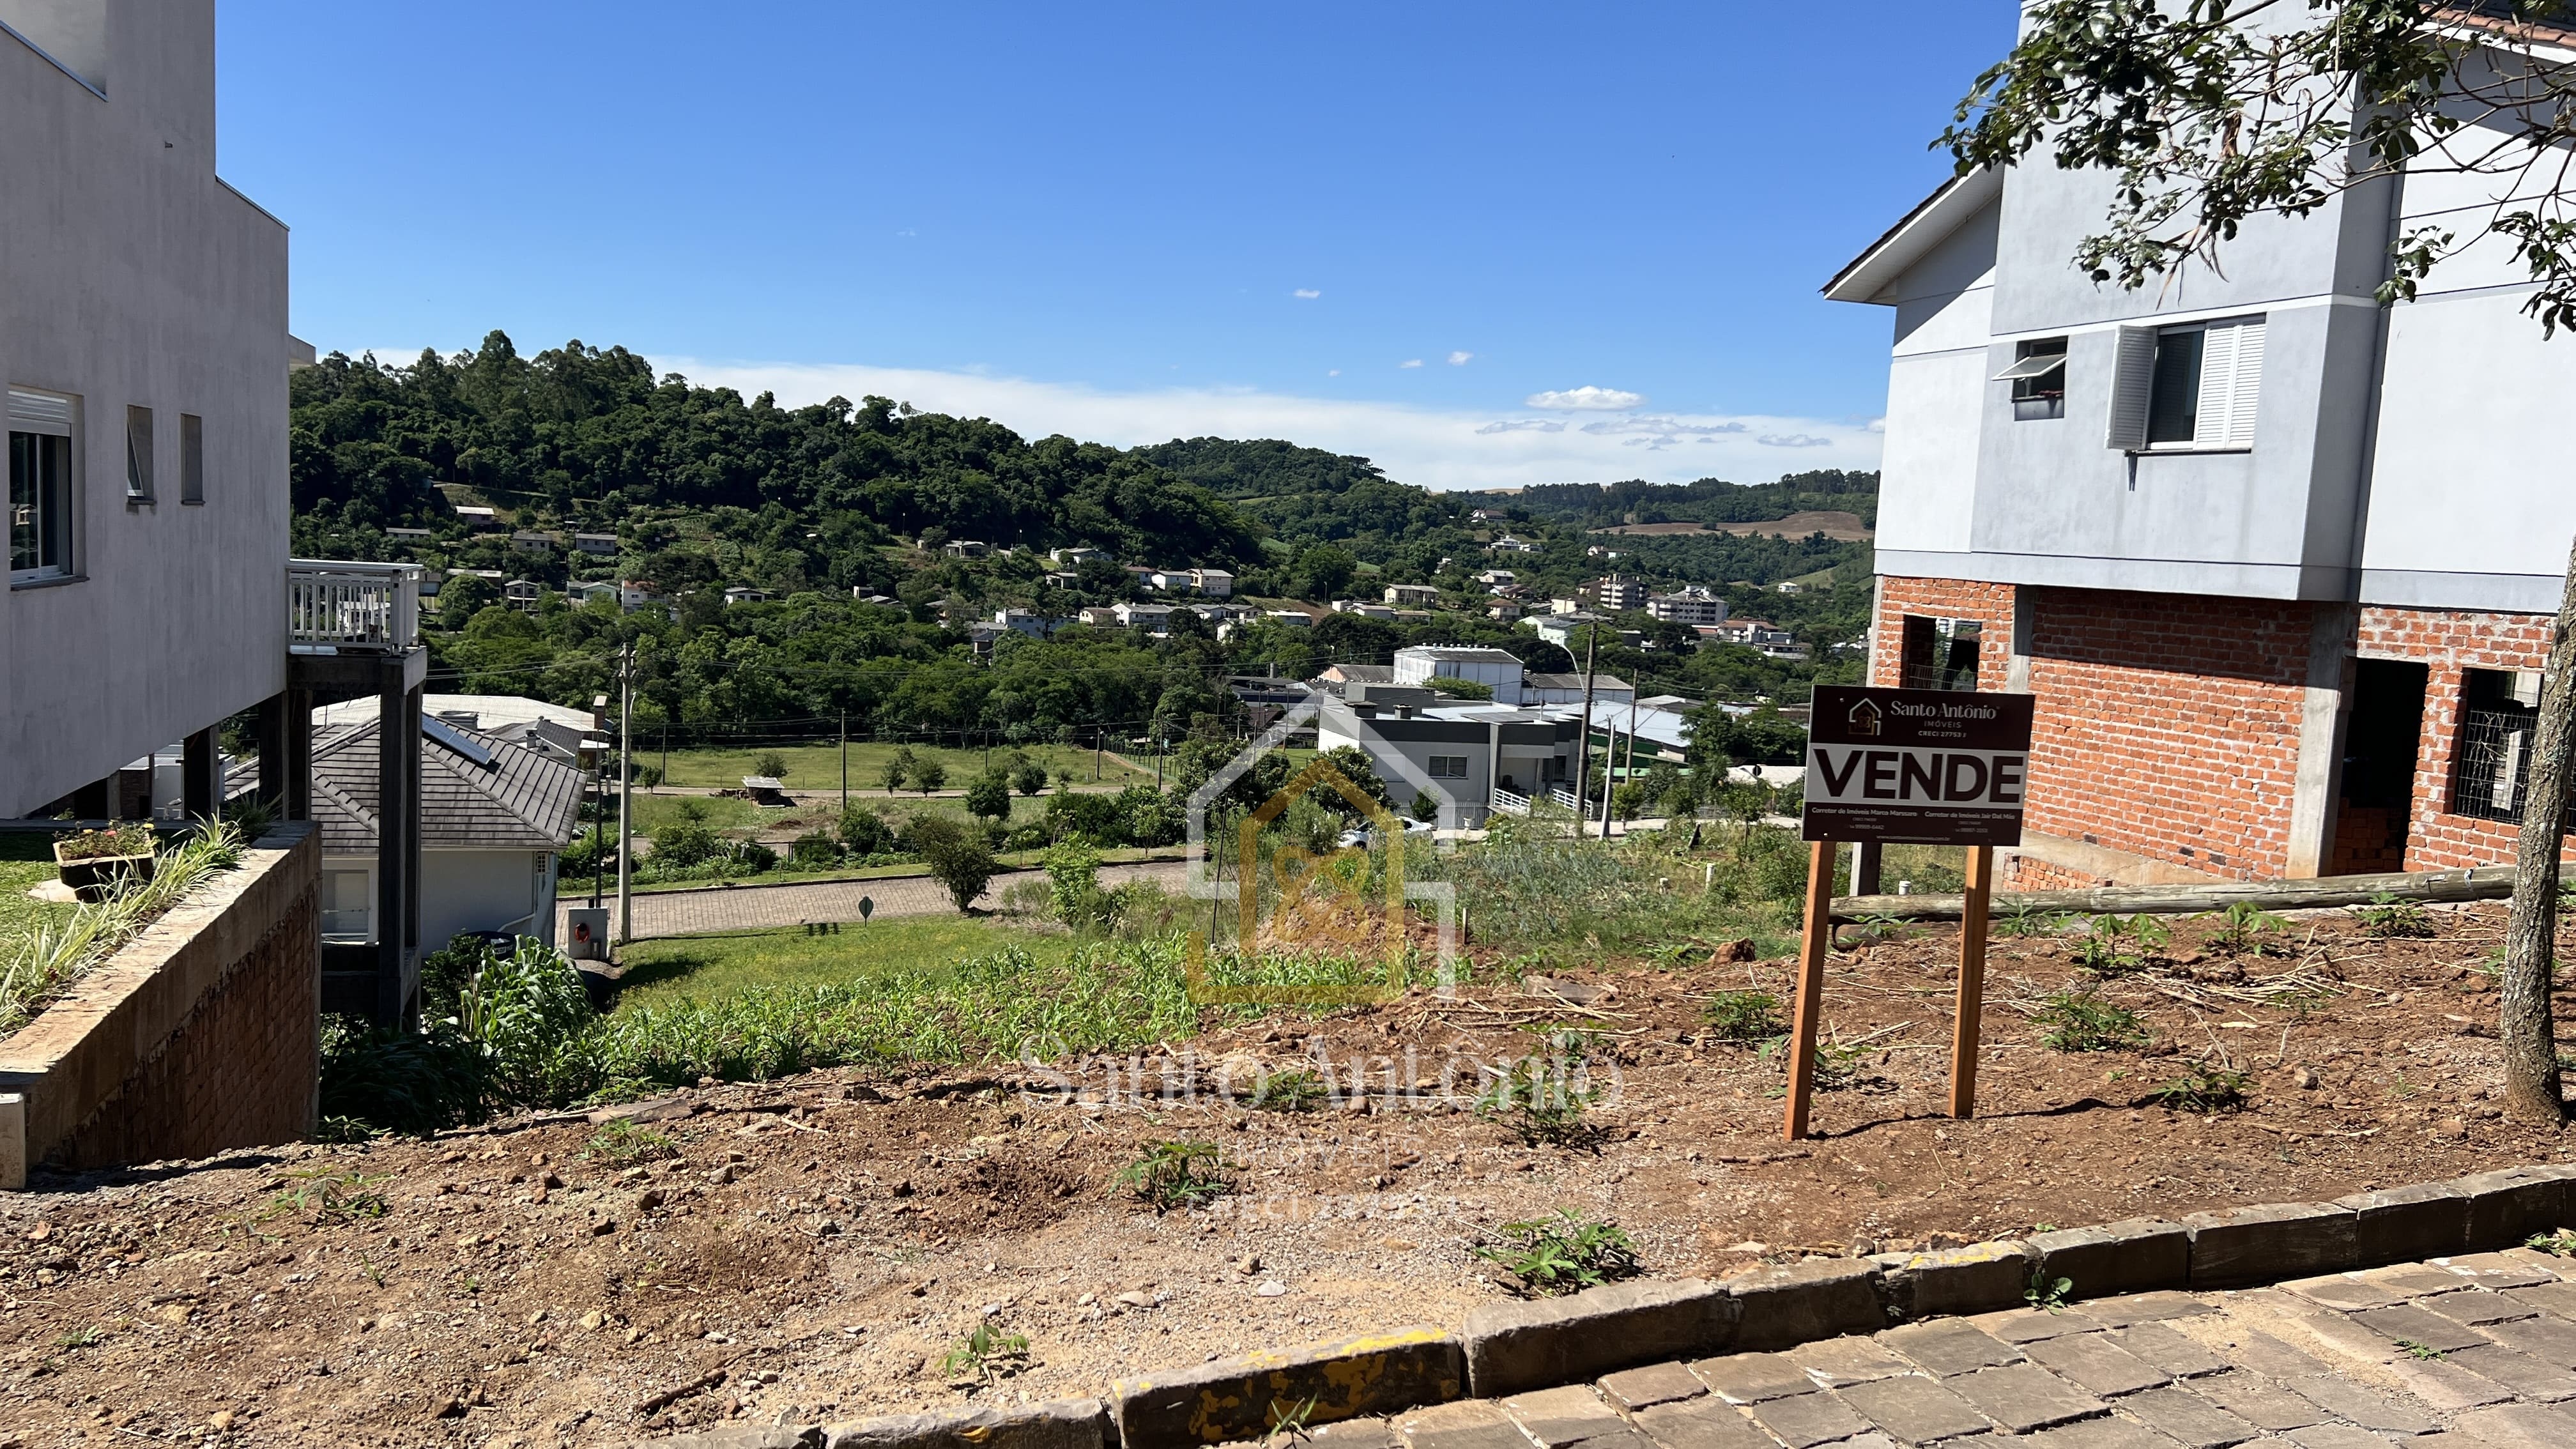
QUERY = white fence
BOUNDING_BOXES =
[288,559,420,651]
[1490,788,1530,816]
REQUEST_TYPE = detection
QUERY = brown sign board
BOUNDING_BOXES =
[1803,686,2035,847]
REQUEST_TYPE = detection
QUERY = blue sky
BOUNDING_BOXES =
[216,2,2020,491]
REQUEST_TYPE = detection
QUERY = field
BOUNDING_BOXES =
[0,832,74,958]
[611,918,1077,1008]
[644,742,1150,793]
[6,861,2572,1443]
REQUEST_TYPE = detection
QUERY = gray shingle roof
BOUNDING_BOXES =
[310,703,585,855]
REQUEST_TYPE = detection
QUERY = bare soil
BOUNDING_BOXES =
[1589,512,1874,542]
[3,902,2571,1447]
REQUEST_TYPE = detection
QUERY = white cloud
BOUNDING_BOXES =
[1525,385,1644,411]
[1399,358,1424,369]
[648,353,1882,491]
[1327,369,1340,377]
[1293,289,1321,300]
[1447,351,1474,366]
[1757,433,1832,448]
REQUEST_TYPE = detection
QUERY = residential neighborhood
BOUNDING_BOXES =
[7,6,2576,1448]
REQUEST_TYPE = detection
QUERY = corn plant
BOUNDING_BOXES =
[939,1321,1031,1384]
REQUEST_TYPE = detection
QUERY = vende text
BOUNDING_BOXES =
[1808,747,2027,807]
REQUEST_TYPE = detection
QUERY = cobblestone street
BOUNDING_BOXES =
[1328,1251,2576,1449]
[555,859,1190,940]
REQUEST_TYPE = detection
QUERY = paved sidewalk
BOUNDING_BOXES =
[556,859,1190,940]
[1306,1249,2576,1449]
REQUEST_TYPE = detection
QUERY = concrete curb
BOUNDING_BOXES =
[623,1158,2576,1448]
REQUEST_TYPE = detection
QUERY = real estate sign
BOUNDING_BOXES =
[1803,686,2035,846]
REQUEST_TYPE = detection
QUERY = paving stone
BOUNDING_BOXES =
[2453,1167,2570,1252]
[2385,1355,2520,1411]
[2248,1301,2414,1370]
[2023,1418,2188,1449]
[2494,1245,2576,1281]
[2280,1428,2402,1449]
[1832,1374,1993,1445]
[2479,1308,2576,1367]
[2185,1204,2358,1291]
[2191,1374,2328,1432]
[2078,1292,2220,1328]
[1501,1386,1625,1448]
[2104,1322,2230,1379]
[1947,1365,2108,1434]
[2282,1377,2440,1437]
[1790,1336,1914,1388]
[2434,1252,2560,1291]
[1689,1352,1814,1405]
[2221,1331,2334,1381]
[2122,1386,2263,1448]
[1628,1402,1774,1449]
[2024,1334,2174,1397]
[2497,1280,2576,1322]
[1599,1362,1707,1411]
[2445,1342,2576,1400]
[1312,1420,1400,1449]
[1975,1307,2108,1344]
[1745,1392,1874,1449]
[2416,1292,2537,1328]
[2351,1304,2496,1354]
[2354,1264,2476,1298]
[1397,1400,1525,1449]
[2280,1276,2411,1312]
[2451,1401,2576,1448]
[1883,1321,2027,1377]
[2339,1182,2474,1268]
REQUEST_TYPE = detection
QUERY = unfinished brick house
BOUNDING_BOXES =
[1825,22,2576,889]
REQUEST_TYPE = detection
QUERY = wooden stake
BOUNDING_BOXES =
[1782,838,1836,1141]
[1951,844,1994,1119]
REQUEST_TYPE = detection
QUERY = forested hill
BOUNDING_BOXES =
[289,333,1261,567]
[1491,470,1881,530]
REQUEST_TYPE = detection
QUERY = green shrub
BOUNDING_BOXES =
[318,1013,486,1136]
[790,832,841,869]
[650,804,721,868]
[908,814,997,912]
[2149,1063,2251,1112]
[913,758,948,795]
[965,769,1013,822]
[1475,1210,1642,1296]
[2033,987,2148,1053]
[840,804,896,855]
[1043,839,1107,926]
[1011,755,1050,797]
[2356,893,2435,939]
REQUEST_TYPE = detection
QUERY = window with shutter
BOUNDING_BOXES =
[2104,327,2158,449]
[2111,316,2265,452]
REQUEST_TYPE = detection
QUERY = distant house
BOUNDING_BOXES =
[1710,619,1805,658]
[993,608,1068,638]
[1263,609,1316,629]
[1488,535,1538,554]
[1521,612,1641,650]
[722,586,770,606]
[454,504,498,522]
[1524,671,1636,707]
[1314,663,1395,697]
[1394,645,1527,705]
[1192,568,1235,599]
[1648,588,1728,626]
[1585,574,1648,611]
[571,532,620,556]
[510,530,558,554]
[1487,601,1522,622]
[571,580,619,606]
[1078,606,1122,627]
[503,579,543,611]
[1112,602,1176,631]
[1332,599,1397,620]
[385,526,433,543]
[308,703,584,951]
[1775,581,1804,595]
[618,580,661,611]
[1469,508,1506,523]
[740,776,794,808]
[1043,571,1082,588]
[1384,583,1441,606]
[1476,569,1517,587]
[943,539,989,558]
[1050,546,1105,566]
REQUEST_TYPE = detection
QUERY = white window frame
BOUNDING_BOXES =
[2106,316,2264,452]
[9,386,78,585]
[1427,755,1470,779]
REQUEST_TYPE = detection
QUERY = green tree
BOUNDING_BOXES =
[839,803,896,857]
[914,756,948,795]
[438,573,500,618]
[650,802,720,868]
[965,768,1013,822]
[753,751,788,781]
[1945,0,2576,1123]
[879,747,914,794]
[1292,544,1359,601]
[1010,753,1050,797]
[907,813,997,913]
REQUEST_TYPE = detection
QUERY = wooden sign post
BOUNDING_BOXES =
[1783,686,2035,1142]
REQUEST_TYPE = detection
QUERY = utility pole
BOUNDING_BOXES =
[839,711,848,820]
[1572,627,1599,828]
[616,641,634,946]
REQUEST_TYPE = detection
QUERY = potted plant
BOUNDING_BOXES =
[54,824,157,901]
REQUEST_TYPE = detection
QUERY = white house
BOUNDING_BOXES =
[993,607,1068,638]
[571,532,619,556]
[722,586,770,606]
[1191,567,1234,599]
[1648,588,1728,626]
[2,3,294,820]
[1384,583,1441,606]
[1112,602,1175,630]
[1487,535,1538,554]
[1522,671,1635,707]
[1392,645,1526,705]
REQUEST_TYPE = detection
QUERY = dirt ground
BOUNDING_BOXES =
[3,900,2572,1447]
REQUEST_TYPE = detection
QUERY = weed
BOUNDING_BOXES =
[1114,1140,1236,1211]
[2148,1064,2251,1113]
[584,1119,679,1165]
[1260,1393,1322,1448]
[2202,901,2288,956]
[1699,990,1786,1045]
[2069,914,2169,976]
[2356,893,2435,939]
[261,1168,390,1225]
[939,1321,1031,1384]
[355,1252,388,1287]
[1251,1069,1329,1112]
[2529,1229,2576,1257]
[1475,1043,1598,1145]
[2025,1268,2073,1313]
[1993,907,2070,939]
[2396,1339,2447,1361]
[1843,914,1907,946]
[1473,1209,1643,1296]
[53,1327,99,1351]
[2032,988,2148,1053]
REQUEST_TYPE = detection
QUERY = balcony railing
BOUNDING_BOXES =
[288,559,420,652]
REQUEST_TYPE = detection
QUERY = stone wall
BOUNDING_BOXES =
[0,825,318,1185]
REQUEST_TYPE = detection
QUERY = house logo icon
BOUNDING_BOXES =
[1848,698,1882,737]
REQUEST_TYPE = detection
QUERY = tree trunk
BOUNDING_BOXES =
[2500,532,2576,1124]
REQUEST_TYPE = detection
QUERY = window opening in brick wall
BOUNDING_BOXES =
[1899,615,1981,691]
[2333,659,2426,874]
[2449,667,2562,827]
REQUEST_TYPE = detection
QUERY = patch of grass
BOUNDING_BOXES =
[1474,1210,1643,1296]
[612,917,1077,1009]
[1115,1140,1236,1211]
[653,742,1144,792]
[2148,1064,2251,1113]
[2355,893,2435,939]
[261,1168,391,1225]
[52,1326,100,1351]
[1250,1068,1329,1112]
[2032,987,2149,1053]
[584,1119,678,1165]
[1698,989,1786,1044]
[939,1321,1031,1384]
[2396,1339,2446,1361]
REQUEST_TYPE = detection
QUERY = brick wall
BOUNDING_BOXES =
[0,825,319,1181]
[2354,605,2568,873]
[1876,578,2317,881]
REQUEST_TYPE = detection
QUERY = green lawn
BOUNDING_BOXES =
[0,833,74,960]
[610,916,1075,1009]
[648,742,1149,792]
